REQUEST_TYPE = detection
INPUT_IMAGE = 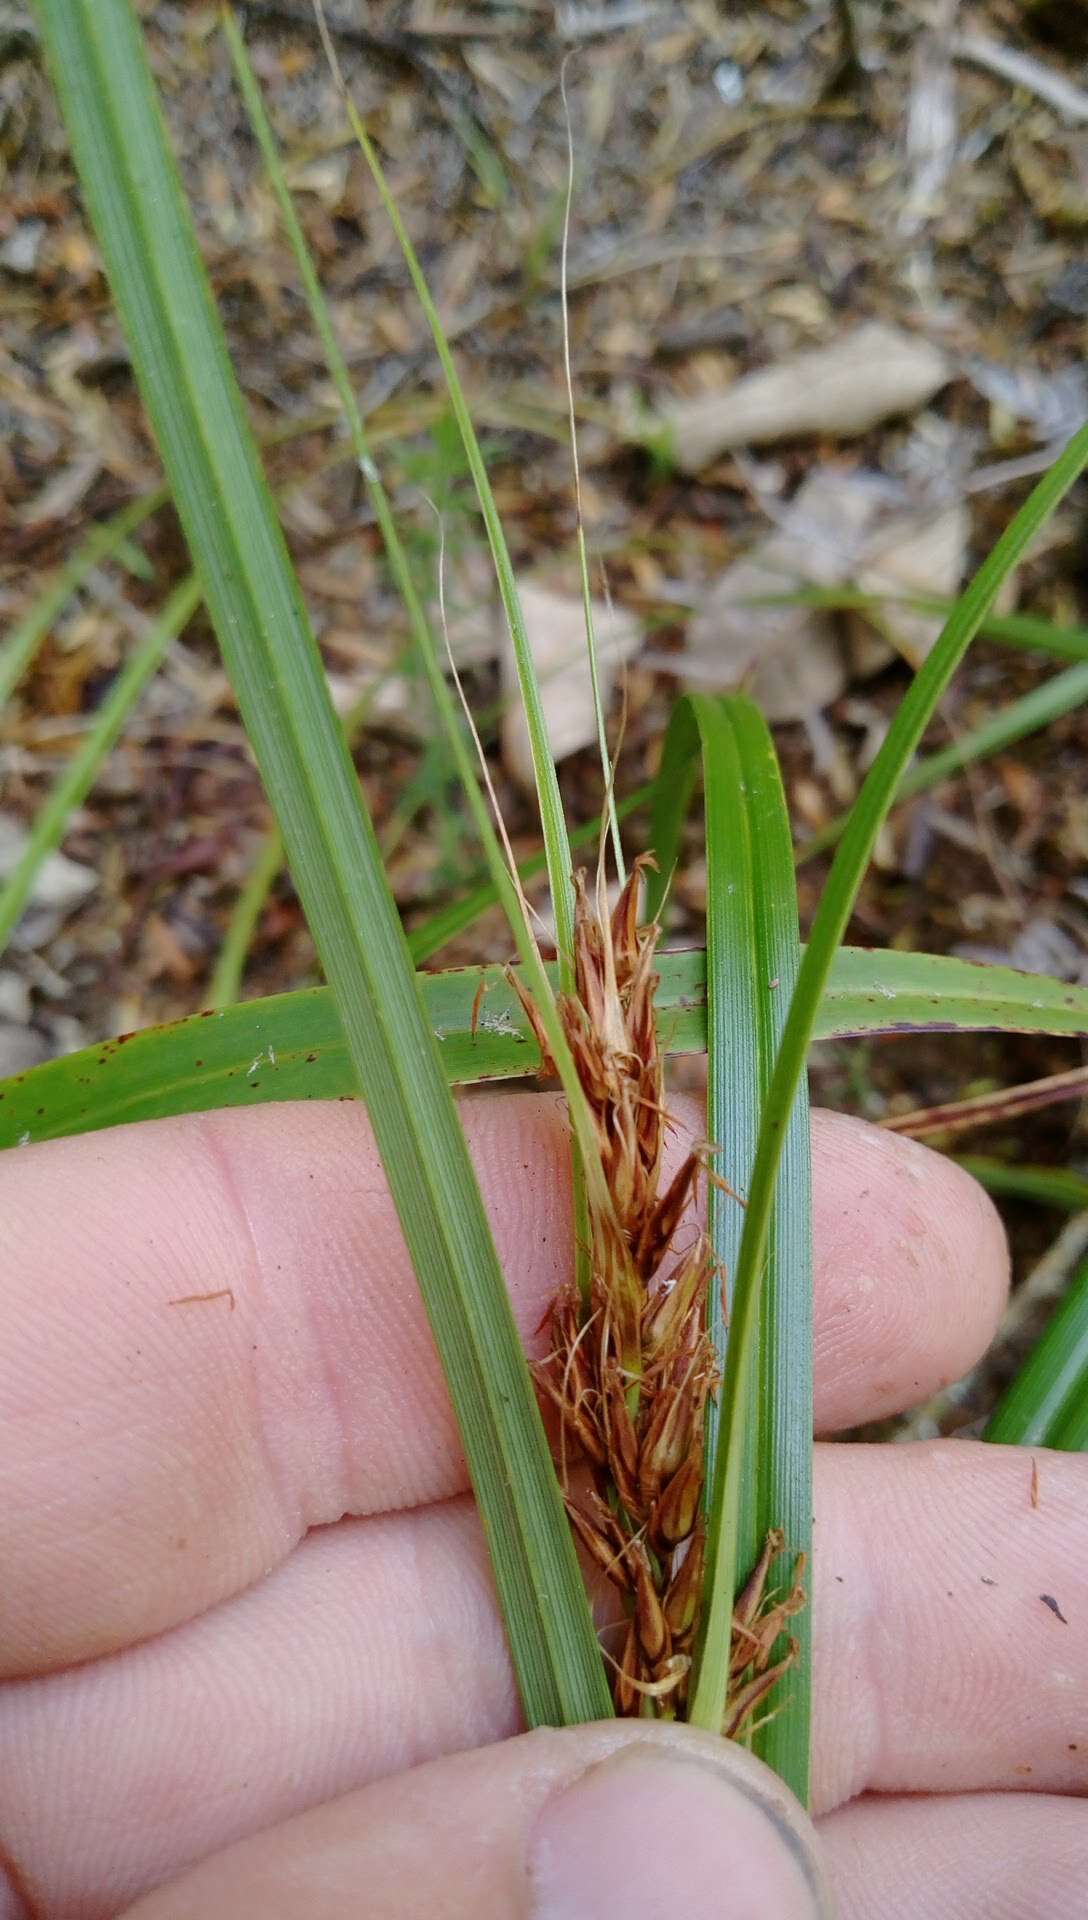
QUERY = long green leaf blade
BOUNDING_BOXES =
[740,587,1088,667]
[650,697,811,1795]
[35,0,609,1726]
[957,1158,1088,1213]
[6,944,1088,1149]
[985,1257,1088,1449]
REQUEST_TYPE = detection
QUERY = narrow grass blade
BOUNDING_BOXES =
[8,944,1088,1149]
[686,421,1088,1777]
[650,694,812,1799]
[207,825,286,1008]
[36,0,609,1726]
[985,1256,1088,1448]
[741,586,1088,667]
[311,5,576,975]
[0,574,201,960]
[223,6,610,1245]
[209,652,413,1009]
[1,488,168,708]
[799,660,1088,864]
[956,1158,1088,1212]
[558,59,622,879]
[1046,1375,1088,1451]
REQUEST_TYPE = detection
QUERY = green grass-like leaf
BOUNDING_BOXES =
[35,0,610,1727]
[6,944,1088,1149]
[313,10,577,975]
[0,575,201,959]
[649,696,811,1796]
[957,1157,1088,1213]
[0,487,168,709]
[739,586,1088,668]
[799,660,1088,865]
[985,1257,1088,1450]
[684,421,1088,1769]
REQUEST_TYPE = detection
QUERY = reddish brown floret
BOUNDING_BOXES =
[530,860,804,1726]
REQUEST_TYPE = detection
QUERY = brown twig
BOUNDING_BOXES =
[883,1063,1088,1141]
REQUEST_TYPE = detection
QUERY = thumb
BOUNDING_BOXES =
[119,1720,832,1920]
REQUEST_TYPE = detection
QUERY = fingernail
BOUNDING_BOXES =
[528,1742,829,1920]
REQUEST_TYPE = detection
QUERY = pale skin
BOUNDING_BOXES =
[0,1094,1085,1918]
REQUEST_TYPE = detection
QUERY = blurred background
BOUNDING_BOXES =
[2,1,1087,1416]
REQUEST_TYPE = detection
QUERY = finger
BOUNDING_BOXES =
[810,1441,1088,1811]
[3,1444,1084,1918]
[821,1792,1088,1919]
[0,1097,1006,1673]
[115,1723,829,1920]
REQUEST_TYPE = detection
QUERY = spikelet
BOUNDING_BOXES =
[528,859,803,1727]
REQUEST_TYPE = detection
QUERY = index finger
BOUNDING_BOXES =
[0,1095,1006,1674]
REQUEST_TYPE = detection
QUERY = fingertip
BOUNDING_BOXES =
[811,1111,1009,1429]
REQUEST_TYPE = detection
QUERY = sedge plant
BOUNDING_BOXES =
[12,0,1088,1814]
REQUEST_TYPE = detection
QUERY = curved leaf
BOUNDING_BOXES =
[6,945,1088,1150]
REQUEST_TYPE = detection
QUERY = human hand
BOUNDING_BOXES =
[0,1095,1083,1918]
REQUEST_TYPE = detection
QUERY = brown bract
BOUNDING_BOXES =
[521,858,803,1727]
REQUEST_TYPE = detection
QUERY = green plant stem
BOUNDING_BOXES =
[558,60,623,881]
[207,826,286,1008]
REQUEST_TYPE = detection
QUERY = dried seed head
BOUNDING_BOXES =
[652,1448,704,1548]
[663,1527,705,1640]
[631,1541,670,1666]
[529,863,803,1733]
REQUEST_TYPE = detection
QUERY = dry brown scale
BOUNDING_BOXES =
[517,857,805,1728]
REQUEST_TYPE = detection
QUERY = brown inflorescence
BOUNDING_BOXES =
[519,858,804,1726]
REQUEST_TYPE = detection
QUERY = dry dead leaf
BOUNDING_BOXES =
[660,322,953,472]
[850,501,968,669]
[679,470,885,719]
[677,471,970,712]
